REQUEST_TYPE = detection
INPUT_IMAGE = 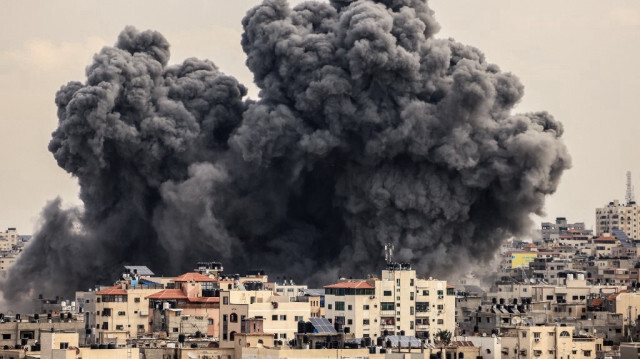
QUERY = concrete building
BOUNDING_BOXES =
[0,316,86,351]
[323,263,455,341]
[324,280,378,339]
[218,289,311,348]
[94,277,163,344]
[500,325,601,359]
[147,272,220,339]
[596,200,640,238]
[541,218,590,242]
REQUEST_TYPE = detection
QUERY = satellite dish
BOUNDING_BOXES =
[511,316,522,325]
[579,330,588,336]
[188,353,198,359]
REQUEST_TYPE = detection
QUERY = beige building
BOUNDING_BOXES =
[500,325,601,359]
[324,280,379,339]
[94,279,163,343]
[324,265,455,341]
[0,227,19,251]
[219,290,311,348]
[596,200,640,238]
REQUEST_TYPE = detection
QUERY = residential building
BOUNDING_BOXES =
[147,272,220,339]
[218,289,311,348]
[500,325,601,359]
[596,200,640,238]
[323,263,455,341]
[94,275,163,344]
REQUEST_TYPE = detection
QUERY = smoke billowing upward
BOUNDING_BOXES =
[1,0,570,305]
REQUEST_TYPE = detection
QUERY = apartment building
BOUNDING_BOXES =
[323,280,378,339]
[147,272,220,339]
[596,200,640,238]
[323,263,455,341]
[541,218,590,242]
[0,227,19,251]
[94,277,163,343]
[218,290,311,348]
[500,325,601,359]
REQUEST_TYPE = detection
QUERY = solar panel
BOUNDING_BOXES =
[124,265,155,276]
[309,318,337,333]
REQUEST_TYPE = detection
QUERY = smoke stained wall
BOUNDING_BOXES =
[1,0,570,305]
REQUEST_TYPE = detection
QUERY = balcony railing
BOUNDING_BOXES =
[380,310,396,316]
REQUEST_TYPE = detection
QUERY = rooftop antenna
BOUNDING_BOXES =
[384,243,394,263]
[627,171,636,204]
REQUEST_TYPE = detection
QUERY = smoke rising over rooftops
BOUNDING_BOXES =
[1,0,570,304]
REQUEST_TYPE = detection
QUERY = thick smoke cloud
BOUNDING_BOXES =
[2,0,569,304]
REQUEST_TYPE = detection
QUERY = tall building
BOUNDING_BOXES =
[323,263,455,341]
[596,200,640,238]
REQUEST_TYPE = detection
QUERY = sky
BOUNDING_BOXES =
[0,0,639,235]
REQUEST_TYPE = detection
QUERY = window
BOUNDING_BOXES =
[384,291,392,296]
[348,319,353,325]
[560,331,570,337]
[410,292,414,300]
[534,332,540,339]
[118,311,126,316]
[410,321,414,329]
[230,313,238,322]
[328,304,332,310]
[522,332,527,338]
[295,316,303,322]
[416,302,429,312]
[437,304,444,310]
[2,334,10,340]
[437,290,443,296]
[335,302,345,311]
[280,333,287,339]
[280,315,287,321]
[363,319,370,325]
[223,296,229,305]
[410,307,414,315]
[60,342,69,349]
[272,315,278,321]
[410,279,414,286]
[397,279,400,286]
[437,319,443,324]
[173,328,179,333]
[363,305,370,310]
[348,305,352,310]
[208,319,214,325]
[397,296,401,301]
[381,302,394,311]
[423,290,429,295]
[116,325,124,330]
[138,325,145,330]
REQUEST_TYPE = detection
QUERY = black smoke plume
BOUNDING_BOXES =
[1,0,570,304]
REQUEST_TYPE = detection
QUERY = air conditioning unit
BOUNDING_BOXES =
[534,338,540,342]
[370,296,376,299]
[438,295,444,299]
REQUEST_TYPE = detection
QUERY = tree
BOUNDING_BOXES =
[435,329,452,346]
[435,329,452,359]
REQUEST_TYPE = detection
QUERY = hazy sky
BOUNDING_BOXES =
[1,0,639,234]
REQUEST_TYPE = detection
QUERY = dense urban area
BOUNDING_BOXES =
[3,184,640,359]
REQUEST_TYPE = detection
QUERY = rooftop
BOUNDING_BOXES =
[95,285,127,295]
[324,280,374,289]
[174,272,216,282]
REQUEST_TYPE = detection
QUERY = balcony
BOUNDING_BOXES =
[416,311,430,317]
[380,310,396,316]
[416,324,430,330]
[381,324,395,330]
